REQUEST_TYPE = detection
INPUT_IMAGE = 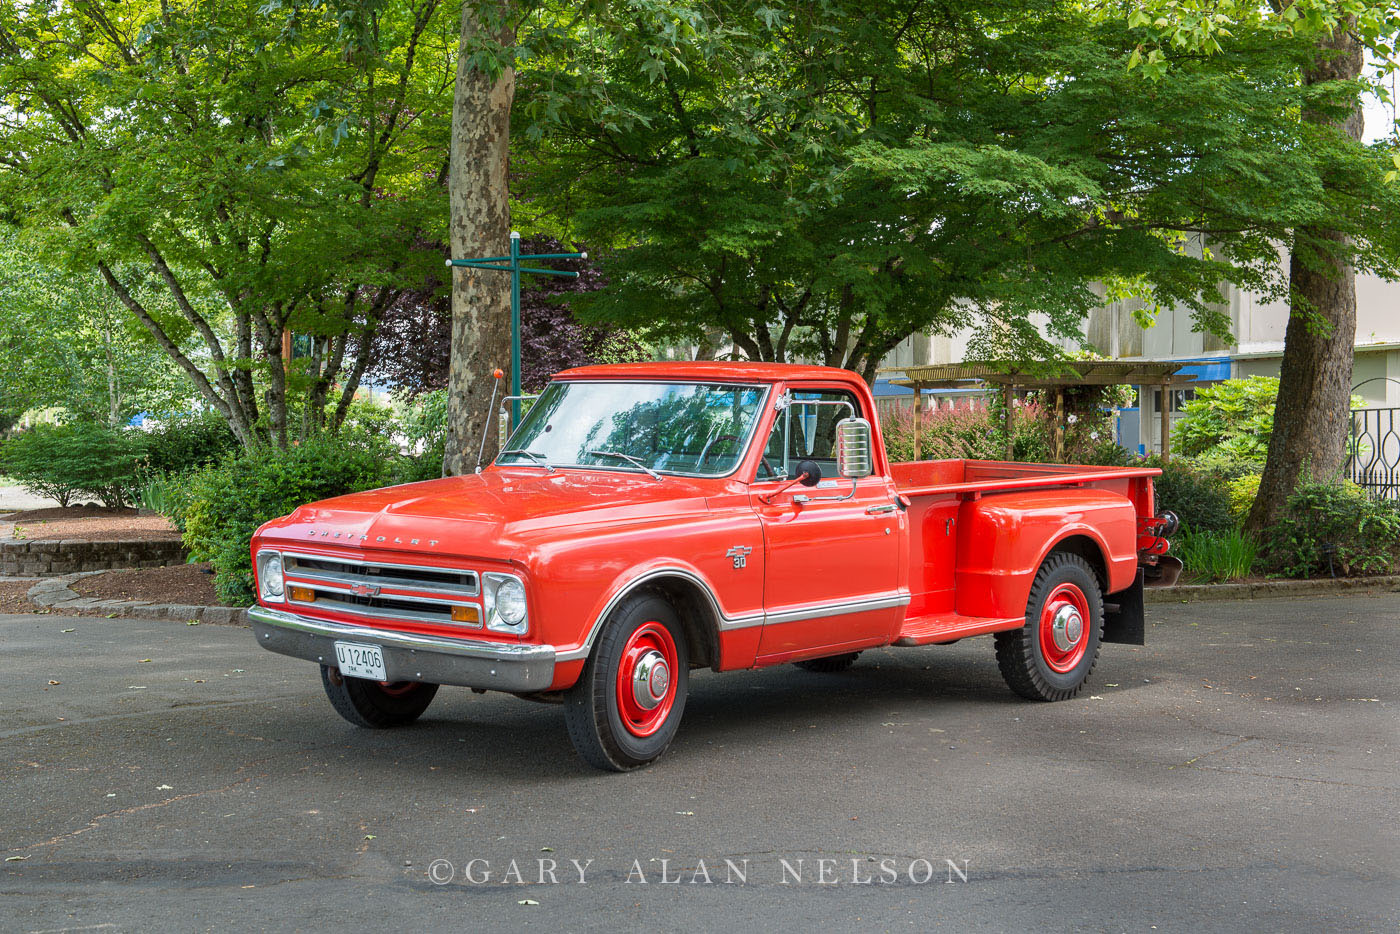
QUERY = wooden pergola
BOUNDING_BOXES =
[880,361,1197,462]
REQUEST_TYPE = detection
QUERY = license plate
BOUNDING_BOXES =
[334,641,387,681]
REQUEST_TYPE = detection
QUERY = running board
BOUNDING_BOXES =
[894,612,1024,646]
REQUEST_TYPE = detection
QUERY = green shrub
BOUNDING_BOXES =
[1145,456,1233,534]
[1226,473,1261,524]
[1174,529,1257,583]
[1174,377,1278,469]
[395,389,447,482]
[337,397,397,443]
[0,422,141,508]
[1260,479,1400,579]
[137,472,185,525]
[180,434,397,604]
[138,411,238,476]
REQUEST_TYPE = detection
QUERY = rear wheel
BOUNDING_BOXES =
[995,551,1103,701]
[564,592,689,771]
[320,666,439,728]
[794,652,860,673]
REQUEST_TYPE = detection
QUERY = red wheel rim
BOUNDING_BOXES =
[615,622,679,738]
[1039,583,1090,673]
[377,681,418,697]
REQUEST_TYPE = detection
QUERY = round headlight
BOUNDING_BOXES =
[494,578,526,625]
[262,553,285,597]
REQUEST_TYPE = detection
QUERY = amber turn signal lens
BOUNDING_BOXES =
[451,605,481,625]
[288,586,316,602]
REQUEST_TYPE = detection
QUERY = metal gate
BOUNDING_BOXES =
[1346,407,1400,499]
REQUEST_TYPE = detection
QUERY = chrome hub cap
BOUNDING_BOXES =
[1051,605,1083,652]
[632,650,670,711]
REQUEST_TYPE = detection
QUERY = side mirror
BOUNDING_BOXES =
[794,459,822,487]
[835,418,874,479]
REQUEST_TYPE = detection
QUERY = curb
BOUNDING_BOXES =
[1146,574,1400,604]
[26,572,249,626]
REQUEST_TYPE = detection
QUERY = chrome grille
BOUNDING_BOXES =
[285,553,478,594]
[282,552,481,626]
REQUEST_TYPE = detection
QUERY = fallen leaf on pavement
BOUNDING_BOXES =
[138,659,152,663]
[48,680,60,685]
[5,856,28,862]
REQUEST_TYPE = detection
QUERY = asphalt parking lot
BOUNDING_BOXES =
[2,592,1396,932]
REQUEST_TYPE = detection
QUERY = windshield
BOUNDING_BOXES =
[497,381,769,477]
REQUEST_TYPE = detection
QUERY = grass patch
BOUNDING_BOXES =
[1175,529,1257,584]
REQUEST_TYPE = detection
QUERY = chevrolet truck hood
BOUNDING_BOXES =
[254,467,718,560]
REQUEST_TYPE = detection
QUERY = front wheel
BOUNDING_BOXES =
[564,592,689,771]
[321,666,439,728]
[994,551,1103,701]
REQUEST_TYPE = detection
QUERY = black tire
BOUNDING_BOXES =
[564,592,689,771]
[794,652,860,673]
[320,666,439,728]
[994,551,1103,701]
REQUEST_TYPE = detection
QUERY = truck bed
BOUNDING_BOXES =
[890,458,1161,498]
[887,459,1160,645]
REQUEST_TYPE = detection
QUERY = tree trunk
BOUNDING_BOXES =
[1245,20,1363,533]
[442,2,514,476]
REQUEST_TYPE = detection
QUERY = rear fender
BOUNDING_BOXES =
[954,488,1139,620]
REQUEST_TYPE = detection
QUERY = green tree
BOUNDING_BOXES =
[510,0,1396,383]
[443,0,515,474]
[0,231,189,426]
[0,0,455,449]
[1118,0,1400,527]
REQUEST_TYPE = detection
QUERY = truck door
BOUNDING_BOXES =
[750,386,905,662]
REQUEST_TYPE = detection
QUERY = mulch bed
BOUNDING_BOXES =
[0,580,39,613]
[4,505,138,522]
[71,561,219,606]
[6,515,179,543]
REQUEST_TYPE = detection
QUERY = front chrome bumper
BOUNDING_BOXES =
[249,606,556,692]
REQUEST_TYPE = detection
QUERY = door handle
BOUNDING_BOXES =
[865,503,897,515]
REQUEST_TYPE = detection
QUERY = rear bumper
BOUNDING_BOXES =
[249,606,557,693]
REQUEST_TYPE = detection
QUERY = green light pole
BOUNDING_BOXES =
[447,231,586,421]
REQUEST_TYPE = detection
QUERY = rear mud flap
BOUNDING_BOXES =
[1103,569,1145,646]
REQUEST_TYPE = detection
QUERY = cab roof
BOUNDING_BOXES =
[554,361,862,384]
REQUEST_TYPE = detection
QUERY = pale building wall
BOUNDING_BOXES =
[878,261,1400,453]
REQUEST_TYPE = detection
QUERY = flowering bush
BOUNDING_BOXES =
[881,393,1127,466]
[880,401,1004,462]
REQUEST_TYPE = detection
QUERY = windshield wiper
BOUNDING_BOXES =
[499,449,554,472]
[586,450,663,481]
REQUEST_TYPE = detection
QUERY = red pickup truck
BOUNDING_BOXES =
[250,362,1178,771]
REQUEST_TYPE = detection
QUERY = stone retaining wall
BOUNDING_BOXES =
[0,539,187,576]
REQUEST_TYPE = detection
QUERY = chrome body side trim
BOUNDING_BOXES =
[554,568,910,664]
[555,567,754,663]
[761,592,911,626]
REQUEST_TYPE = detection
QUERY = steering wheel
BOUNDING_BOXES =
[699,433,781,478]
[697,433,741,468]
